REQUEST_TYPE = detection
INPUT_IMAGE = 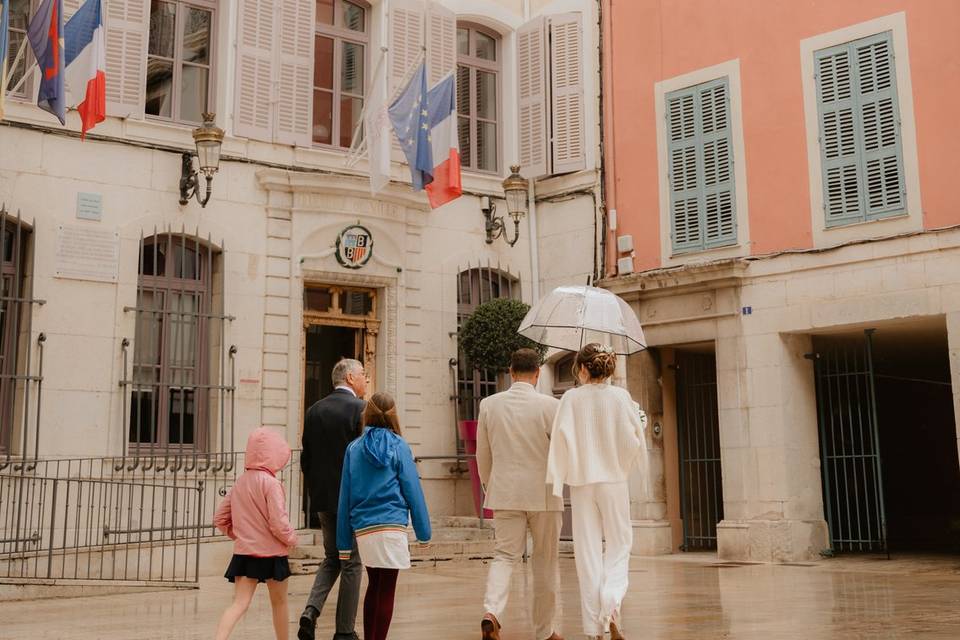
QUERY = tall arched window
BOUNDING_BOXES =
[0,213,30,454]
[456,265,519,424]
[129,233,217,451]
[456,23,500,173]
[314,0,369,148]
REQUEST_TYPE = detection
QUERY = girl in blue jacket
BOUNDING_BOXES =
[337,392,431,640]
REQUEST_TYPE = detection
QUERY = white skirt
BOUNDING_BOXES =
[356,529,411,570]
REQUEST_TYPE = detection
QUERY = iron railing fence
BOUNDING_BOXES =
[1,450,307,539]
[0,474,202,584]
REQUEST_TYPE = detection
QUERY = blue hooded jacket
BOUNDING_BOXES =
[336,426,432,557]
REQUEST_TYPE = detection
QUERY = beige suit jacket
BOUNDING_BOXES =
[476,382,564,512]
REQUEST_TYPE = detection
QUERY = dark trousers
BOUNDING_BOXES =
[304,511,362,638]
[363,567,400,640]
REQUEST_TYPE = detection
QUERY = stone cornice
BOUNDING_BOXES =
[256,168,431,212]
[601,259,746,300]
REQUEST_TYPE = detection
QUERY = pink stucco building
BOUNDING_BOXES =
[600,1,960,561]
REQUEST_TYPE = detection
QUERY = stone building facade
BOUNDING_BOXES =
[602,1,960,561]
[0,0,602,520]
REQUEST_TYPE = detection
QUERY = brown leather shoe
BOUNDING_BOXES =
[542,633,564,640]
[609,621,626,640]
[481,613,501,640]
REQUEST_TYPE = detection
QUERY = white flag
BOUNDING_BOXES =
[365,50,391,194]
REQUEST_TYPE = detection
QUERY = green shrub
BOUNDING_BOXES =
[459,298,547,371]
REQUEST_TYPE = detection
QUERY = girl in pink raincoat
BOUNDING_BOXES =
[213,427,299,640]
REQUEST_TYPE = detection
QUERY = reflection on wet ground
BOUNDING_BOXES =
[3,553,960,639]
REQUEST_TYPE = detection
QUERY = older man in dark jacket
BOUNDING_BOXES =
[299,358,367,640]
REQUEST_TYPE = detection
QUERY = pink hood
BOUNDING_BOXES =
[244,427,291,474]
[213,427,298,556]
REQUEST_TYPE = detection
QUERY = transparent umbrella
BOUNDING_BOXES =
[518,285,646,355]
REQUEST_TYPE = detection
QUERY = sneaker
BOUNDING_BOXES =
[481,613,501,640]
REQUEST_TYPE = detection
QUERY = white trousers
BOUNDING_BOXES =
[570,482,632,636]
[482,510,562,640]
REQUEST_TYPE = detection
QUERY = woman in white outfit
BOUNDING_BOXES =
[546,343,647,640]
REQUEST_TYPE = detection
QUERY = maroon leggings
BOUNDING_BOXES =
[363,567,399,640]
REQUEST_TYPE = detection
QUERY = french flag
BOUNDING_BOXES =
[64,0,105,139]
[425,72,462,209]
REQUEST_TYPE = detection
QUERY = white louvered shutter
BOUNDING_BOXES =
[666,87,702,252]
[815,43,862,225]
[388,0,424,156]
[855,33,905,218]
[389,0,425,95]
[104,0,147,119]
[275,0,313,146]
[426,1,455,86]
[235,0,276,142]
[517,17,548,179]
[63,0,82,19]
[699,80,736,247]
[548,12,585,175]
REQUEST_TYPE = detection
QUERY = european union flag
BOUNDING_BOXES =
[27,0,65,124]
[388,62,433,191]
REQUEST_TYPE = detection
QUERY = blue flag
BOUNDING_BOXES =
[388,62,434,191]
[27,0,65,124]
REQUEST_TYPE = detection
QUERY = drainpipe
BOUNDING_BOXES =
[523,0,541,302]
[600,0,618,278]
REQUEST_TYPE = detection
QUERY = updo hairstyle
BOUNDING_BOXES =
[362,391,402,436]
[573,343,616,381]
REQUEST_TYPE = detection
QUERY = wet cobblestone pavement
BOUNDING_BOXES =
[3,553,960,639]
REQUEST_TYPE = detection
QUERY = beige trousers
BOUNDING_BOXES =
[482,510,563,640]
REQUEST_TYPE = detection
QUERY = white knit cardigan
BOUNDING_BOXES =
[545,382,648,498]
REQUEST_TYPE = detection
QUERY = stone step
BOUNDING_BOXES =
[431,515,491,529]
[410,539,496,563]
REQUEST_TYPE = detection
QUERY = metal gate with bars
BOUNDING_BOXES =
[811,330,887,554]
[675,351,724,551]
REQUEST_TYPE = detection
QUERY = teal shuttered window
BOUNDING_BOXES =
[666,78,737,254]
[815,31,906,227]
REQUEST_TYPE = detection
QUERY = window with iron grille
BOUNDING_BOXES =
[145,0,216,124]
[815,31,906,227]
[129,233,218,451]
[455,266,518,425]
[314,0,368,148]
[456,24,499,173]
[0,215,30,454]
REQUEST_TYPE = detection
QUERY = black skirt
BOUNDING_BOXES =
[224,554,291,583]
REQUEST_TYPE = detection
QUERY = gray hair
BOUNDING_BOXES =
[332,358,363,387]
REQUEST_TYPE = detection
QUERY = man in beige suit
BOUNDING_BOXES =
[477,349,564,640]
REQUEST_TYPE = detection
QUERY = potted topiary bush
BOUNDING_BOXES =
[457,298,546,517]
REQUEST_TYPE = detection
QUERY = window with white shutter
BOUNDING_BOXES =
[815,31,905,227]
[666,77,737,254]
[313,0,368,149]
[105,0,149,119]
[516,13,585,179]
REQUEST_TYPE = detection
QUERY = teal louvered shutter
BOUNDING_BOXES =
[700,80,736,247]
[855,33,905,218]
[666,78,736,254]
[815,31,905,227]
